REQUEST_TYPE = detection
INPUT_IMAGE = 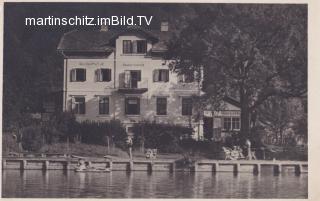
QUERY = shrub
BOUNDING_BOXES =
[77,120,127,150]
[21,126,43,152]
[132,121,193,153]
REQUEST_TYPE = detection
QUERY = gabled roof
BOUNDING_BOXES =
[223,96,241,108]
[57,26,172,53]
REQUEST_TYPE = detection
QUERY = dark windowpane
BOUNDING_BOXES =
[137,40,147,53]
[157,97,167,115]
[123,40,132,54]
[76,69,86,81]
[99,97,109,115]
[182,98,192,116]
[125,97,140,115]
[71,69,86,82]
[232,117,240,130]
[73,97,85,114]
[223,118,232,130]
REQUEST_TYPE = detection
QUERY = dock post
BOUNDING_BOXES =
[274,164,282,174]
[236,163,240,173]
[194,162,198,172]
[65,161,70,170]
[109,161,113,170]
[21,160,27,170]
[214,163,219,173]
[148,161,153,172]
[2,159,6,169]
[254,164,261,174]
[44,160,49,170]
[129,161,134,171]
[296,164,302,174]
[171,162,176,173]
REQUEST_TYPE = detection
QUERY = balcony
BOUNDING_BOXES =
[118,77,148,94]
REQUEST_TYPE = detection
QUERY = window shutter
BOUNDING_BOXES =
[153,70,159,82]
[83,69,86,81]
[70,69,76,82]
[165,70,169,82]
[137,71,141,81]
[132,41,138,53]
[137,98,140,114]
[95,69,100,82]
[107,69,111,81]
[124,71,130,87]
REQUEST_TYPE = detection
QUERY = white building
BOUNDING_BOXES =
[57,22,240,140]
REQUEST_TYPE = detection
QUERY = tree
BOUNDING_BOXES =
[258,97,292,145]
[167,5,307,141]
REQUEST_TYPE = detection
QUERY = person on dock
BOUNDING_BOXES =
[246,139,252,160]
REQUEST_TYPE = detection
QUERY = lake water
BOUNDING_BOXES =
[1,170,307,198]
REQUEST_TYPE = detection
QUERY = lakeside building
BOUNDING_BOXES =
[57,22,241,141]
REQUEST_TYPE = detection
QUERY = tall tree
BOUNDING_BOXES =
[167,4,307,141]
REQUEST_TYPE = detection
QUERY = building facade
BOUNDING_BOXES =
[57,23,240,140]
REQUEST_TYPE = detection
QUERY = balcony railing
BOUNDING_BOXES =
[118,78,148,94]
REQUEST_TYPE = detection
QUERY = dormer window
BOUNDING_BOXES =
[123,40,147,54]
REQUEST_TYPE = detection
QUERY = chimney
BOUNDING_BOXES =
[160,21,169,32]
[100,24,108,32]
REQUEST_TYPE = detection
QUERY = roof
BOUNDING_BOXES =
[57,26,172,53]
[223,96,241,108]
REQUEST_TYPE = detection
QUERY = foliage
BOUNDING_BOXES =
[77,120,127,150]
[21,126,43,152]
[167,5,307,140]
[132,121,193,153]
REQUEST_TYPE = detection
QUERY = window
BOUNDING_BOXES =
[156,97,167,115]
[182,98,192,116]
[72,97,85,114]
[124,70,141,88]
[70,68,86,82]
[96,69,111,82]
[123,40,132,54]
[123,40,147,54]
[223,117,240,131]
[223,118,232,131]
[178,73,195,83]
[99,97,109,115]
[232,117,240,130]
[125,97,140,115]
[153,69,169,82]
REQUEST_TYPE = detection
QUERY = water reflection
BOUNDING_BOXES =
[2,170,307,198]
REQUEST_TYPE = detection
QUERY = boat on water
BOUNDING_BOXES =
[75,167,111,172]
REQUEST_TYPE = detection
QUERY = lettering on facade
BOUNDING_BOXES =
[79,62,104,66]
[123,63,144,67]
[204,110,240,117]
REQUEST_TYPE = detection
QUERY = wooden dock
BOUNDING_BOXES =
[1,157,307,174]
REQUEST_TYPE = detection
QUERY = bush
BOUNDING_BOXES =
[21,126,43,152]
[132,121,193,153]
[77,120,127,150]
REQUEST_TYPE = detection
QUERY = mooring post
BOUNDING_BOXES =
[171,162,176,173]
[148,161,153,172]
[109,161,113,170]
[129,161,134,171]
[44,160,49,170]
[21,160,27,170]
[65,161,70,170]
[214,163,219,172]
[274,164,282,174]
[236,163,240,173]
[255,164,261,174]
[194,162,198,172]
[296,164,302,174]
[2,159,6,169]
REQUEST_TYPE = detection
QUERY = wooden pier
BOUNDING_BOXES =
[1,157,307,174]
